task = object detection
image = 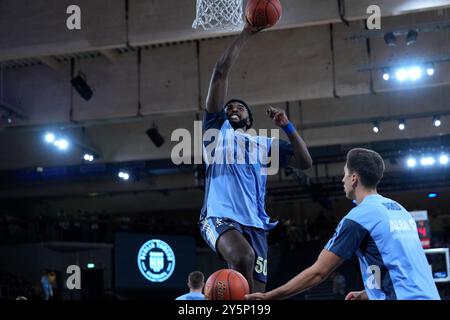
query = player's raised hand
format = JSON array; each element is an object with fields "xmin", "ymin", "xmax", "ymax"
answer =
[
  {"xmin": 266, "ymin": 106, "xmax": 289, "ymax": 127},
  {"xmin": 245, "ymin": 292, "xmax": 267, "ymax": 300}
]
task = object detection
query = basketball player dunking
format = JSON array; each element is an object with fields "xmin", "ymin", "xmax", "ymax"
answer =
[{"xmin": 199, "ymin": 22, "xmax": 313, "ymax": 293}]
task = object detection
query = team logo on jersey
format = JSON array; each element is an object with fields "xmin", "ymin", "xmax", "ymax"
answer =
[{"xmin": 137, "ymin": 239, "xmax": 175, "ymax": 282}]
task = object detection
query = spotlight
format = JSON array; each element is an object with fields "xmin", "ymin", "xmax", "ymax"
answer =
[
  {"xmin": 427, "ymin": 66, "xmax": 435, "ymax": 76},
  {"xmin": 398, "ymin": 119, "xmax": 406, "ymax": 131},
  {"xmin": 44, "ymin": 132, "xmax": 55, "ymax": 144},
  {"xmin": 372, "ymin": 122, "xmax": 380, "ymax": 133},
  {"xmin": 83, "ymin": 153, "xmax": 95, "ymax": 162},
  {"xmin": 118, "ymin": 171, "xmax": 130, "ymax": 181},
  {"xmin": 406, "ymin": 158, "xmax": 416, "ymax": 168},
  {"xmin": 146, "ymin": 125, "xmax": 165, "ymax": 148},
  {"xmin": 408, "ymin": 67, "xmax": 422, "ymax": 81},
  {"xmin": 433, "ymin": 116, "xmax": 441, "ymax": 127},
  {"xmin": 54, "ymin": 139, "xmax": 69, "ymax": 151},
  {"xmin": 420, "ymin": 157, "xmax": 427, "ymax": 166},
  {"xmin": 384, "ymin": 32, "xmax": 397, "ymax": 46},
  {"xmin": 420, "ymin": 156, "xmax": 435, "ymax": 166},
  {"xmin": 395, "ymin": 68, "xmax": 408, "ymax": 82},
  {"xmin": 71, "ymin": 72, "xmax": 93, "ymax": 101},
  {"xmin": 405, "ymin": 30, "xmax": 418, "ymax": 46},
  {"xmin": 382, "ymin": 71, "xmax": 390, "ymax": 81},
  {"xmin": 439, "ymin": 154, "xmax": 449, "ymax": 165}
]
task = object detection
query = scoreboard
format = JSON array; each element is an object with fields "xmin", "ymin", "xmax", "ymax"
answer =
[{"xmin": 409, "ymin": 211, "xmax": 431, "ymax": 249}]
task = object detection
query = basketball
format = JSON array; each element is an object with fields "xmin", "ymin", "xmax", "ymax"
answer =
[
  {"xmin": 204, "ymin": 269, "xmax": 250, "ymax": 300},
  {"xmin": 245, "ymin": 0, "xmax": 282, "ymax": 28}
]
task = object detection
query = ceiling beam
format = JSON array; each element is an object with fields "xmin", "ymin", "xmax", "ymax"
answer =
[
  {"xmin": 37, "ymin": 56, "xmax": 63, "ymax": 71},
  {"xmin": 99, "ymin": 49, "xmax": 120, "ymax": 63}
]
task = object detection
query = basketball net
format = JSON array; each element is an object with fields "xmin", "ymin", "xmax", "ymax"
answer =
[{"xmin": 192, "ymin": 0, "xmax": 244, "ymax": 31}]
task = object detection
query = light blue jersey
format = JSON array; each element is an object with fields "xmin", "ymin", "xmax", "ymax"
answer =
[
  {"xmin": 325, "ymin": 194, "xmax": 440, "ymax": 300},
  {"xmin": 175, "ymin": 292, "xmax": 205, "ymax": 300},
  {"xmin": 200, "ymin": 111, "xmax": 293, "ymax": 231}
]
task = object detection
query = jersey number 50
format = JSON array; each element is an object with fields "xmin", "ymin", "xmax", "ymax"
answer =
[{"xmin": 255, "ymin": 257, "xmax": 268, "ymax": 276}]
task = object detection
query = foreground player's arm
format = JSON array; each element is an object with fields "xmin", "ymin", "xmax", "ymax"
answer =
[
  {"xmin": 206, "ymin": 24, "xmax": 260, "ymax": 113},
  {"xmin": 246, "ymin": 250, "xmax": 344, "ymax": 300},
  {"xmin": 269, "ymin": 108, "xmax": 312, "ymax": 169}
]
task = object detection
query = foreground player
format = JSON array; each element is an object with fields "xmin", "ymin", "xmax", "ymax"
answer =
[
  {"xmin": 199, "ymin": 23, "xmax": 312, "ymax": 293},
  {"xmin": 247, "ymin": 148, "xmax": 440, "ymax": 300}
]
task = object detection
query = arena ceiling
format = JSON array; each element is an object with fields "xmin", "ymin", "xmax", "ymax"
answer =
[{"xmin": 1, "ymin": 0, "xmax": 450, "ymax": 206}]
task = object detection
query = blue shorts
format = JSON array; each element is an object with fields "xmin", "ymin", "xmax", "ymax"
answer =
[{"xmin": 199, "ymin": 217, "xmax": 268, "ymax": 283}]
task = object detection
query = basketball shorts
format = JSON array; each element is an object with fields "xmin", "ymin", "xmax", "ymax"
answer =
[{"xmin": 199, "ymin": 217, "xmax": 269, "ymax": 283}]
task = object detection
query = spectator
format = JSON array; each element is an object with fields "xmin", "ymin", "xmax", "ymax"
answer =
[
  {"xmin": 175, "ymin": 271, "xmax": 205, "ymax": 300},
  {"xmin": 40, "ymin": 270, "xmax": 53, "ymax": 300}
]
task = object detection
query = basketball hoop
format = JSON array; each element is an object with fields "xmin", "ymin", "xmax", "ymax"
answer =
[{"xmin": 192, "ymin": 0, "xmax": 244, "ymax": 31}]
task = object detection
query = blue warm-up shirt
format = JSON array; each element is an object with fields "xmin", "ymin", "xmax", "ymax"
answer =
[
  {"xmin": 200, "ymin": 111, "xmax": 293, "ymax": 230},
  {"xmin": 175, "ymin": 292, "xmax": 205, "ymax": 300},
  {"xmin": 325, "ymin": 194, "xmax": 440, "ymax": 300}
]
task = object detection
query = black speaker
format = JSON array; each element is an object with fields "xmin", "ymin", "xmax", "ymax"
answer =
[
  {"xmin": 146, "ymin": 127, "xmax": 165, "ymax": 148},
  {"xmin": 71, "ymin": 73, "xmax": 93, "ymax": 101}
]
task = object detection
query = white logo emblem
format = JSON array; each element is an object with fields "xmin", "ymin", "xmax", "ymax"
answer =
[{"xmin": 137, "ymin": 239, "xmax": 175, "ymax": 282}]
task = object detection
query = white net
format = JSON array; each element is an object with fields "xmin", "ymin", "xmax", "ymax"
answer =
[{"xmin": 192, "ymin": 0, "xmax": 244, "ymax": 31}]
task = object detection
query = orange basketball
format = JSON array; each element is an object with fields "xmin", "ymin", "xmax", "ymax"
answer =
[
  {"xmin": 204, "ymin": 269, "xmax": 250, "ymax": 300},
  {"xmin": 245, "ymin": 0, "xmax": 282, "ymax": 28}
]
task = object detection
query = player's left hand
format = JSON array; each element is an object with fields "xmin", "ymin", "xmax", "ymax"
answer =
[
  {"xmin": 245, "ymin": 292, "xmax": 268, "ymax": 300},
  {"xmin": 266, "ymin": 106, "xmax": 289, "ymax": 127}
]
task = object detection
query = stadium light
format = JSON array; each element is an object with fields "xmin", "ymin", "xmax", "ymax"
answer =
[
  {"xmin": 118, "ymin": 171, "xmax": 130, "ymax": 181},
  {"xmin": 433, "ymin": 116, "xmax": 441, "ymax": 127},
  {"xmin": 372, "ymin": 122, "xmax": 380, "ymax": 133},
  {"xmin": 406, "ymin": 158, "xmax": 416, "ymax": 168},
  {"xmin": 44, "ymin": 132, "xmax": 55, "ymax": 144}
]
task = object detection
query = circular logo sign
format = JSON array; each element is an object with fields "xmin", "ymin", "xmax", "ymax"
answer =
[{"xmin": 137, "ymin": 239, "xmax": 176, "ymax": 282}]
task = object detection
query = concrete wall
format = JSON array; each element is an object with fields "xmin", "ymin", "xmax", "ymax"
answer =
[{"xmin": 0, "ymin": 0, "xmax": 127, "ymax": 61}]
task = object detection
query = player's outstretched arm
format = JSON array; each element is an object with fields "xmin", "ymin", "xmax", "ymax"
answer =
[
  {"xmin": 267, "ymin": 106, "xmax": 313, "ymax": 170},
  {"xmin": 205, "ymin": 23, "xmax": 260, "ymax": 113},
  {"xmin": 246, "ymin": 250, "xmax": 343, "ymax": 300}
]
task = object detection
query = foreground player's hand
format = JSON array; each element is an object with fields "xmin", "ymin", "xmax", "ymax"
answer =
[
  {"xmin": 266, "ymin": 106, "xmax": 289, "ymax": 127},
  {"xmin": 245, "ymin": 292, "xmax": 268, "ymax": 300},
  {"xmin": 345, "ymin": 291, "xmax": 365, "ymax": 300}
]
